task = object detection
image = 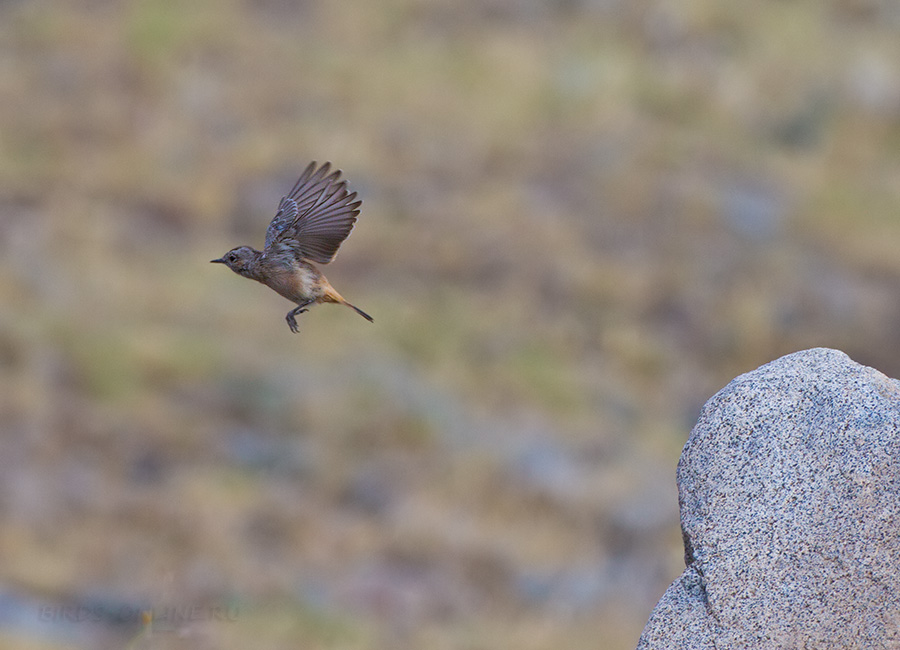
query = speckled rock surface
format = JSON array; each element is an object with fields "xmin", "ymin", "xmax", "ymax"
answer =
[{"xmin": 637, "ymin": 348, "xmax": 900, "ymax": 649}]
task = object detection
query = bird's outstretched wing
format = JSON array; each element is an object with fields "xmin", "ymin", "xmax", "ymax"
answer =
[{"xmin": 264, "ymin": 161, "xmax": 362, "ymax": 264}]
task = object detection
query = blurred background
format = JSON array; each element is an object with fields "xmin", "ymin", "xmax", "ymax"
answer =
[{"xmin": 2, "ymin": 0, "xmax": 900, "ymax": 648}]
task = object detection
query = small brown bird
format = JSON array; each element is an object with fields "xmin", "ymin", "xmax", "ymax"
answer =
[{"xmin": 212, "ymin": 161, "xmax": 373, "ymax": 332}]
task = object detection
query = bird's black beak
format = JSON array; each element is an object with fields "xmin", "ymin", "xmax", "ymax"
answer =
[{"xmin": 210, "ymin": 258, "xmax": 226, "ymax": 264}]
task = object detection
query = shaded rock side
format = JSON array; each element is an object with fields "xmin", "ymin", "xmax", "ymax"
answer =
[{"xmin": 637, "ymin": 348, "xmax": 900, "ymax": 649}]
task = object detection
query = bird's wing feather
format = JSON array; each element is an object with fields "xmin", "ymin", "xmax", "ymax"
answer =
[
  {"xmin": 264, "ymin": 162, "xmax": 361, "ymax": 264},
  {"xmin": 265, "ymin": 161, "xmax": 330, "ymax": 250},
  {"xmin": 264, "ymin": 197, "xmax": 299, "ymax": 250}
]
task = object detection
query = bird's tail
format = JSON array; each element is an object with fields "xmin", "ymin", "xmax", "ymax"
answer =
[
  {"xmin": 322, "ymin": 283, "xmax": 373, "ymax": 323},
  {"xmin": 344, "ymin": 300, "xmax": 374, "ymax": 323}
]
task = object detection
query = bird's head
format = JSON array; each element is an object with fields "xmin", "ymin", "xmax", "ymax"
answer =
[{"xmin": 211, "ymin": 246, "xmax": 258, "ymax": 277}]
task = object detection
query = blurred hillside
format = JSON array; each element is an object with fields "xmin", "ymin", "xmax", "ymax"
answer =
[{"xmin": 2, "ymin": 0, "xmax": 900, "ymax": 648}]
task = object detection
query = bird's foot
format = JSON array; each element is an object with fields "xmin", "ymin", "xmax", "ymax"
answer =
[{"xmin": 285, "ymin": 308, "xmax": 308, "ymax": 333}]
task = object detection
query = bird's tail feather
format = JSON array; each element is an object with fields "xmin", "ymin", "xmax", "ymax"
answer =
[
  {"xmin": 344, "ymin": 301, "xmax": 374, "ymax": 323},
  {"xmin": 322, "ymin": 283, "xmax": 373, "ymax": 322}
]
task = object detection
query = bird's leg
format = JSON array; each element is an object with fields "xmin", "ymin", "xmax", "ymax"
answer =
[{"xmin": 285, "ymin": 300, "xmax": 314, "ymax": 333}]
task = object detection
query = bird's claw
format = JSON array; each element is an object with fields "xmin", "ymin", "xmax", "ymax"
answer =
[{"xmin": 285, "ymin": 308, "xmax": 309, "ymax": 333}]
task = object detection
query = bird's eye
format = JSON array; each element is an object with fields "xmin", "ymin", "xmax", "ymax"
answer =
[{"xmin": 228, "ymin": 254, "xmax": 237, "ymax": 263}]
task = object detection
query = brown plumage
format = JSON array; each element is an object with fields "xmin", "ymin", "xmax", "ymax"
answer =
[{"xmin": 211, "ymin": 162, "xmax": 373, "ymax": 332}]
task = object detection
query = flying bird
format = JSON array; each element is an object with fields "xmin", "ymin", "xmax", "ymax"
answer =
[{"xmin": 211, "ymin": 162, "xmax": 373, "ymax": 332}]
